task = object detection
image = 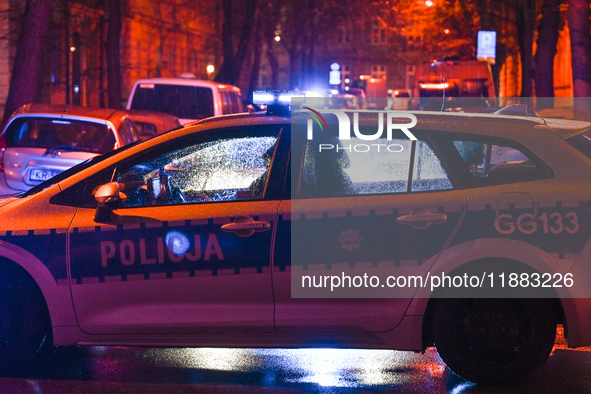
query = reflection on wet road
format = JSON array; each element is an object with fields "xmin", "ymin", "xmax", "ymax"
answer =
[{"xmin": 2, "ymin": 327, "xmax": 591, "ymax": 393}]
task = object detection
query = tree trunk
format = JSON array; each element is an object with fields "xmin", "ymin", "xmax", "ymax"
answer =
[
  {"xmin": 265, "ymin": 33, "xmax": 280, "ymax": 88},
  {"xmin": 515, "ymin": 0, "xmax": 537, "ymax": 101},
  {"xmin": 215, "ymin": 0, "xmax": 258, "ymax": 86},
  {"xmin": 3, "ymin": 0, "xmax": 53, "ymax": 123},
  {"xmin": 249, "ymin": 13, "xmax": 263, "ymax": 92},
  {"xmin": 262, "ymin": 0, "xmax": 281, "ymax": 88},
  {"xmin": 567, "ymin": 0, "xmax": 591, "ymax": 120},
  {"xmin": 106, "ymin": 0, "xmax": 122, "ymax": 109},
  {"xmin": 232, "ymin": 0, "xmax": 258, "ymax": 84},
  {"xmin": 215, "ymin": 0, "xmax": 235, "ymax": 84},
  {"xmin": 534, "ymin": 0, "xmax": 561, "ymax": 110}
]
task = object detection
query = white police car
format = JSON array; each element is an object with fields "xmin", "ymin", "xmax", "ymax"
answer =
[{"xmin": 1, "ymin": 93, "xmax": 591, "ymax": 385}]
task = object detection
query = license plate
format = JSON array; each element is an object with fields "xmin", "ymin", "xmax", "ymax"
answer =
[{"xmin": 29, "ymin": 168, "xmax": 63, "ymax": 182}]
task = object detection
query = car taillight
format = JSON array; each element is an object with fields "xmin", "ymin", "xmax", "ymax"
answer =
[{"xmin": 0, "ymin": 135, "xmax": 5, "ymax": 172}]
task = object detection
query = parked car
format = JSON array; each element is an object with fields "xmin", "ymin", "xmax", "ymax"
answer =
[
  {"xmin": 386, "ymin": 88, "xmax": 413, "ymax": 110},
  {"xmin": 1, "ymin": 94, "xmax": 591, "ymax": 386},
  {"xmin": 126, "ymin": 77, "xmax": 245, "ymax": 124},
  {"xmin": 125, "ymin": 109, "xmax": 181, "ymax": 140},
  {"xmin": 0, "ymin": 104, "xmax": 140, "ymax": 196},
  {"xmin": 341, "ymin": 87, "xmax": 368, "ymax": 108}
]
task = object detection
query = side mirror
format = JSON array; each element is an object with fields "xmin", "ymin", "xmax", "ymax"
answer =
[{"xmin": 93, "ymin": 182, "xmax": 125, "ymax": 222}]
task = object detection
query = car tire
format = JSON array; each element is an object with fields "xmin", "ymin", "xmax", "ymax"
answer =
[
  {"xmin": 0, "ymin": 271, "xmax": 50, "ymax": 374},
  {"xmin": 431, "ymin": 298, "xmax": 556, "ymax": 385}
]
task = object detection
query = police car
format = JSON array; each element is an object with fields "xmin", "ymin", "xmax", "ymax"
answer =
[{"xmin": 1, "ymin": 93, "xmax": 591, "ymax": 385}]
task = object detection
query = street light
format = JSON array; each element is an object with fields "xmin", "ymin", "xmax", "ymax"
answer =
[
  {"xmin": 206, "ymin": 64, "xmax": 215, "ymax": 80},
  {"xmin": 425, "ymin": 0, "xmax": 434, "ymax": 6}
]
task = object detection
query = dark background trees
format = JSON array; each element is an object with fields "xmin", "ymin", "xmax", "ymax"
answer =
[
  {"xmin": 534, "ymin": 0, "xmax": 562, "ymax": 109},
  {"xmin": 214, "ymin": 0, "xmax": 259, "ymax": 86},
  {"xmin": 106, "ymin": 0, "xmax": 122, "ymax": 109},
  {"xmin": 2, "ymin": 0, "xmax": 591, "ymax": 122},
  {"xmin": 2, "ymin": 0, "xmax": 53, "ymax": 123},
  {"xmin": 567, "ymin": 0, "xmax": 591, "ymax": 119}
]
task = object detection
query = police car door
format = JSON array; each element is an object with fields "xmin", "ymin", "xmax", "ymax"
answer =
[
  {"xmin": 273, "ymin": 120, "xmax": 467, "ymax": 333},
  {"xmin": 68, "ymin": 125, "xmax": 284, "ymax": 335}
]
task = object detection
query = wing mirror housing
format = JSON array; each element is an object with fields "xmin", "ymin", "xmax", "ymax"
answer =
[{"xmin": 93, "ymin": 182, "xmax": 126, "ymax": 222}]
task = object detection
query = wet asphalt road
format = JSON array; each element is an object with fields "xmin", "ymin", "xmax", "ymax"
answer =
[{"xmin": 2, "ymin": 327, "xmax": 591, "ymax": 393}]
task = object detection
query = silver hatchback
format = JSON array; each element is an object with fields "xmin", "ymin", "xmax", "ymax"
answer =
[{"xmin": 0, "ymin": 104, "xmax": 140, "ymax": 195}]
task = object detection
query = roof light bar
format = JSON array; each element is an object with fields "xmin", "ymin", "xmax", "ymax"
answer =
[
  {"xmin": 253, "ymin": 90, "xmax": 307, "ymax": 106},
  {"xmin": 253, "ymin": 90, "xmax": 321, "ymax": 115}
]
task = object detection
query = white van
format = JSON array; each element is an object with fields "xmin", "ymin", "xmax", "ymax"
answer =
[{"xmin": 126, "ymin": 78, "xmax": 245, "ymax": 124}]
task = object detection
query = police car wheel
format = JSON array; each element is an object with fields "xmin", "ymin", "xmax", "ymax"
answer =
[
  {"xmin": 432, "ymin": 298, "xmax": 556, "ymax": 385},
  {"xmin": 0, "ymin": 276, "xmax": 50, "ymax": 373}
]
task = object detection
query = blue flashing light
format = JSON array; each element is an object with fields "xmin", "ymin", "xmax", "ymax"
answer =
[
  {"xmin": 253, "ymin": 90, "xmax": 318, "ymax": 116},
  {"xmin": 165, "ymin": 231, "xmax": 191, "ymax": 256},
  {"xmin": 253, "ymin": 90, "xmax": 307, "ymax": 106},
  {"xmin": 252, "ymin": 91, "xmax": 275, "ymax": 105}
]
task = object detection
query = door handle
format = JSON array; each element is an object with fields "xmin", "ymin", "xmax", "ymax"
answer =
[
  {"xmin": 397, "ymin": 208, "xmax": 447, "ymax": 229},
  {"xmin": 221, "ymin": 216, "xmax": 270, "ymax": 237}
]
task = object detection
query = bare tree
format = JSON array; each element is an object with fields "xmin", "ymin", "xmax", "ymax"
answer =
[
  {"xmin": 515, "ymin": 0, "xmax": 538, "ymax": 99},
  {"xmin": 215, "ymin": 0, "xmax": 259, "ymax": 85},
  {"xmin": 260, "ymin": 0, "xmax": 281, "ymax": 89},
  {"xmin": 3, "ymin": 0, "xmax": 53, "ymax": 122},
  {"xmin": 280, "ymin": 0, "xmax": 346, "ymax": 89},
  {"xmin": 534, "ymin": 0, "xmax": 561, "ymax": 109},
  {"xmin": 106, "ymin": 0, "xmax": 122, "ymax": 109},
  {"xmin": 248, "ymin": 14, "xmax": 263, "ymax": 92},
  {"xmin": 567, "ymin": 0, "xmax": 591, "ymax": 119}
]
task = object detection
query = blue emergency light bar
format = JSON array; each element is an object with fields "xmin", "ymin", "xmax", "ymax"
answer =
[
  {"xmin": 253, "ymin": 90, "xmax": 305, "ymax": 105},
  {"xmin": 252, "ymin": 90, "xmax": 321, "ymax": 115}
]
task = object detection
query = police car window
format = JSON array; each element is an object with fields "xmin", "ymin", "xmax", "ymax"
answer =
[
  {"xmin": 300, "ymin": 132, "xmax": 451, "ymax": 197},
  {"xmin": 566, "ymin": 130, "xmax": 591, "ymax": 159},
  {"xmin": 453, "ymin": 140, "xmax": 544, "ymax": 184},
  {"xmin": 116, "ymin": 136, "xmax": 278, "ymax": 207},
  {"xmin": 411, "ymin": 141, "xmax": 453, "ymax": 192}
]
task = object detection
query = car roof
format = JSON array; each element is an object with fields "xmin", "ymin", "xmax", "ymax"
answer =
[
  {"xmin": 184, "ymin": 112, "xmax": 289, "ymax": 129},
  {"xmin": 46, "ymin": 108, "xmax": 590, "ymax": 197},
  {"xmin": 124, "ymin": 109, "xmax": 180, "ymax": 124},
  {"xmin": 542, "ymin": 117, "xmax": 591, "ymax": 139},
  {"xmin": 184, "ymin": 109, "xmax": 591, "ymax": 140},
  {"xmin": 10, "ymin": 104, "xmax": 127, "ymax": 123},
  {"xmin": 131, "ymin": 78, "xmax": 241, "ymax": 92}
]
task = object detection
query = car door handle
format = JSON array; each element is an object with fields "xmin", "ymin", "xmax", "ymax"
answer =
[
  {"xmin": 221, "ymin": 216, "xmax": 271, "ymax": 237},
  {"xmin": 397, "ymin": 208, "xmax": 447, "ymax": 229}
]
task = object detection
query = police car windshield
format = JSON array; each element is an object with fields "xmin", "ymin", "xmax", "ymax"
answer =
[{"xmin": 17, "ymin": 140, "xmax": 142, "ymax": 198}]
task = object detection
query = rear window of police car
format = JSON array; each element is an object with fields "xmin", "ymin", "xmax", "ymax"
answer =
[
  {"xmin": 566, "ymin": 130, "xmax": 591, "ymax": 159},
  {"xmin": 298, "ymin": 130, "xmax": 552, "ymax": 198}
]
